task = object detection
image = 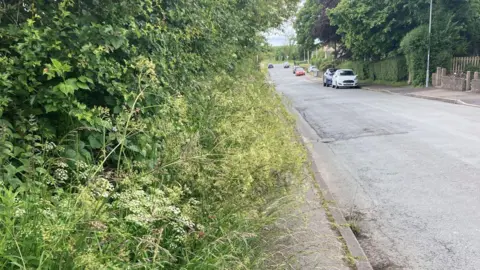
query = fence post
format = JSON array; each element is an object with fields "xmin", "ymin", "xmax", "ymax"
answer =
[
  {"xmin": 466, "ymin": 71, "xmax": 472, "ymax": 91},
  {"xmin": 436, "ymin": 67, "xmax": 442, "ymax": 86},
  {"xmin": 475, "ymin": 72, "xmax": 479, "ymax": 80}
]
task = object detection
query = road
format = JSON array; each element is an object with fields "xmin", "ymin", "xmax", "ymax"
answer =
[{"xmin": 270, "ymin": 65, "xmax": 480, "ymax": 270}]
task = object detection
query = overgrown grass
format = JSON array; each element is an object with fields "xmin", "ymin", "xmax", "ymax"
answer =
[{"xmin": 0, "ymin": 60, "xmax": 306, "ymax": 269}]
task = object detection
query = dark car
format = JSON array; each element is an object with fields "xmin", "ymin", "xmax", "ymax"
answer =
[
  {"xmin": 268, "ymin": 63, "xmax": 274, "ymax": 69},
  {"xmin": 323, "ymin": 68, "xmax": 337, "ymax": 87},
  {"xmin": 293, "ymin": 66, "xmax": 299, "ymax": 74}
]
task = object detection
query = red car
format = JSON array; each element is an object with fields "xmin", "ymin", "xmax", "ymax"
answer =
[{"xmin": 295, "ymin": 67, "xmax": 306, "ymax": 76}]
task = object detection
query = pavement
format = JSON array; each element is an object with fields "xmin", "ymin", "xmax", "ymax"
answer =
[
  {"xmin": 270, "ymin": 64, "xmax": 480, "ymax": 270},
  {"xmin": 266, "ymin": 170, "xmax": 352, "ymax": 270},
  {"xmin": 362, "ymin": 84, "xmax": 480, "ymax": 107}
]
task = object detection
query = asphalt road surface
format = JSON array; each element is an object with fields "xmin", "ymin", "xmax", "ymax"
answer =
[{"xmin": 270, "ymin": 64, "xmax": 480, "ymax": 270}]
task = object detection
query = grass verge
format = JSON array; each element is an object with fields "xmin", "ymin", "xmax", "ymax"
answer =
[{"xmin": 0, "ymin": 60, "xmax": 307, "ymax": 269}]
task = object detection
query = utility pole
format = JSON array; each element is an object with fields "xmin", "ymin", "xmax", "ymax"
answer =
[
  {"xmin": 304, "ymin": 50, "xmax": 305, "ymax": 61},
  {"xmin": 426, "ymin": 0, "xmax": 433, "ymax": 87}
]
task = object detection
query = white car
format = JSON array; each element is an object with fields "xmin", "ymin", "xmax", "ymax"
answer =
[
  {"xmin": 332, "ymin": 69, "xmax": 359, "ymax": 88},
  {"xmin": 308, "ymin": 65, "xmax": 318, "ymax": 72}
]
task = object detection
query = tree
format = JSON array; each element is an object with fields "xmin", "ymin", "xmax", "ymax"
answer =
[
  {"xmin": 328, "ymin": 0, "xmax": 430, "ymax": 60},
  {"xmin": 294, "ymin": 0, "xmax": 321, "ymax": 54},
  {"xmin": 312, "ymin": 0, "xmax": 341, "ymax": 52}
]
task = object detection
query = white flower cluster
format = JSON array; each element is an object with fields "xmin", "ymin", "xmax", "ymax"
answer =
[
  {"xmin": 54, "ymin": 168, "xmax": 69, "ymax": 182},
  {"xmin": 88, "ymin": 178, "xmax": 114, "ymax": 198},
  {"xmin": 14, "ymin": 208, "xmax": 26, "ymax": 218},
  {"xmin": 42, "ymin": 207, "xmax": 57, "ymax": 220},
  {"xmin": 115, "ymin": 187, "xmax": 199, "ymax": 247},
  {"xmin": 76, "ymin": 161, "xmax": 88, "ymax": 171},
  {"xmin": 57, "ymin": 162, "xmax": 68, "ymax": 168},
  {"xmin": 44, "ymin": 141, "xmax": 56, "ymax": 151}
]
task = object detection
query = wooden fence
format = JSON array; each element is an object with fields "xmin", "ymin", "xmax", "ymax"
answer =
[{"xmin": 452, "ymin": 56, "xmax": 480, "ymax": 74}]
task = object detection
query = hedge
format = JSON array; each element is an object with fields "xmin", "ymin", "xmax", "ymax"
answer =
[
  {"xmin": 0, "ymin": 0, "xmax": 304, "ymax": 269},
  {"xmin": 338, "ymin": 56, "xmax": 408, "ymax": 82},
  {"xmin": 338, "ymin": 60, "xmax": 369, "ymax": 79}
]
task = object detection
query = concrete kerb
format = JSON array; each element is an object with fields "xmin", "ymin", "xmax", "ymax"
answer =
[
  {"xmin": 404, "ymin": 93, "xmax": 459, "ymax": 104},
  {"xmin": 360, "ymin": 86, "xmax": 394, "ymax": 94},
  {"xmin": 404, "ymin": 93, "xmax": 480, "ymax": 108},
  {"xmin": 363, "ymin": 86, "xmax": 480, "ymax": 108},
  {"xmin": 286, "ymin": 100, "xmax": 373, "ymax": 270}
]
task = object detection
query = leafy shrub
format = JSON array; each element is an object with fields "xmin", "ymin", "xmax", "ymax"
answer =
[
  {"xmin": 339, "ymin": 57, "xmax": 407, "ymax": 82},
  {"xmin": 401, "ymin": 10, "xmax": 466, "ymax": 85},
  {"xmin": 338, "ymin": 61, "xmax": 369, "ymax": 79},
  {"xmin": 401, "ymin": 25, "xmax": 429, "ymax": 85},
  {"xmin": 312, "ymin": 56, "xmax": 337, "ymax": 72},
  {"xmin": 0, "ymin": 0, "xmax": 304, "ymax": 268},
  {"xmin": 371, "ymin": 57, "xmax": 408, "ymax": 81}
]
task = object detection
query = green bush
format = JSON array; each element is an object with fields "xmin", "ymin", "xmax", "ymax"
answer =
[
  {"xmin": 338, "ymin": 61, "xmax": 369, "ymax": 79},
  {"xmin": 372, "ymin": 57, "xmax": 408, "ymax": 81},
  {"xmin": 401, "ymin": 25, "xmax": 429, "ymax": 85},
  {"xmin": 401, "ymin": 11, "xmax": 466, "ymax": 85},
  {"xmin": 338, "ymin": 57, "xmax": 407, "ymax": 82},
  {"xmin": 0, "ymin": 0, "xmax": 304, "ymax": 268}
]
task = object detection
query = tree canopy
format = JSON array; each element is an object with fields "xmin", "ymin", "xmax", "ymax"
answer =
[{"xmin": 295, "ymin": 0, "xmax": 480, "ymax": 84}]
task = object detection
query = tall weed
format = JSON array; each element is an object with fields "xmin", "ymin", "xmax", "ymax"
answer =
[{"xmin": 0, "ymin": 61, "xmax": 306, "ymax": 269}]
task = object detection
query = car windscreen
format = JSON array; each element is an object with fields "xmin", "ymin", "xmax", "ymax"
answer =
[
  {"xmin": 340, "ymin": 70, "xmax": 354, "ymax": 76},
  {"xmin": 297, "ymin": 68, "xmax": 304, "ymax": 71}
]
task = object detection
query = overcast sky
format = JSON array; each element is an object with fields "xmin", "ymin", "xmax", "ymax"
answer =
[
  {"xmin": 266, "ymin": 0, "xmax": 304, "ymax": 46},
  {"xmin": 266, "ymin": 19, "xmax": 295, "ymax": 46}
]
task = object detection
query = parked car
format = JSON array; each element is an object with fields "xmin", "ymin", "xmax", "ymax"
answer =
[
  {"xmin": 323, "ymin": 68, "xmax": 337, "ymax": 87},
  {"xmin": 268, "ymin": 63, "xmax": 274, "ymax": 69},
  {"xmin": 284, "ymin": 62, "xmax": 290, "ymax": 68},
  {"xmin": 332, "ymin": 69, "xmax": 359, "ymax": 88},
  {"xmin": 308, "ymin": 65, "xmax": 318, "ymax": 72},
  {"xmin": 295, "ymin": 67, "xmax": 306, "ymax": 76}
]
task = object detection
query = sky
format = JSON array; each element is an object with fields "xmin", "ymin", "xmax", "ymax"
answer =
[
  {"xmin": 266, "ymin": 0, "xmax": 304, "ymax": 46},
  {"xmin": 266, "ymin": 19, "xmax": 295, "ymax": 46}
]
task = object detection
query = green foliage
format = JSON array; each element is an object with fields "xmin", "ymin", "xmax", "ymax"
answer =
[
  {"xmin": 272, "ymin": 45, "xmax": 299, "ymax": 62},
  {"xmin": 338, "ymin": 61, "xmax": 369, "ymax": 80},
  {"xmin": 401, "ymin": 26, "xmax": 429, "ymax": 85},
  {"xmin": 401, "ymin": 8, "xmax": 464, "ymax": 85},
  {"xmin": 294, "ymin": 0, "xmax": 341, "ymax": 58},
  {"xmin": 312, "ymin": 57, "xmax": 337, "ymax": 72},
  {"xmin": 339, "ymin": 57, "xmax": 407, "ymax": 82},
  {"xmin": 294, "ymin": 0, "xmax": 322, "ymax": 53},
  {"xmin": 329, "ymin": 0, "xmax": 427, "ymax": 59},
  {"xmin": 370, "ymin": 57, "xmax": 408, "ymax": 82},
  {"xmin": 327, "ymin": 0, "xmax": 480, "ymax": 83},
  {"xmin": 0, "ymin": 0, "xmax": 305, "ymax": 268}
]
